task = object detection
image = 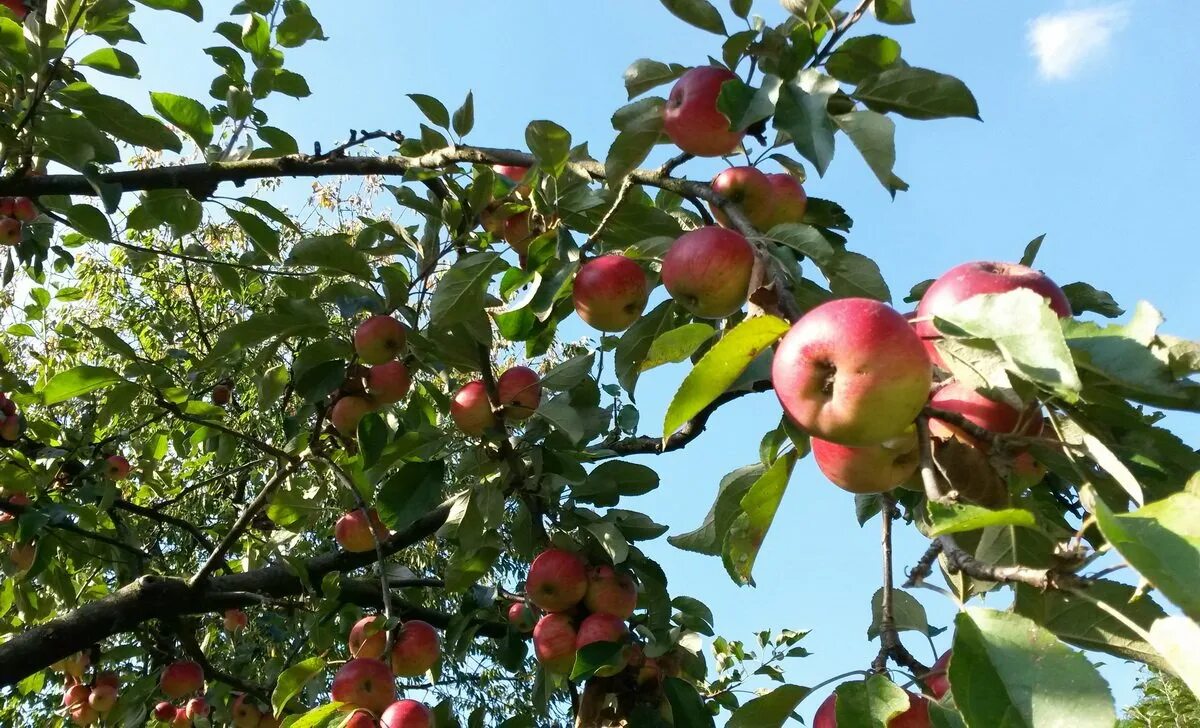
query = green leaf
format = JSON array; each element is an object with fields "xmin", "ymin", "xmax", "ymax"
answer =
[
  {"xmin": 86, "ymin": 326, "xmax": 140, "ymax": 360},
  {"xmin": 228, "ymin": 208, "xmax": 281, "ymax": 259},
  {"xmin": 66, "ymin": 204, "xmax": 112, "ymax": 240},
  {"xmin": 643, "ymin": 323, "xmax": 715, "ymax": 371},
  {"xmin": 377, "ymin": 462, "xmax": 446, "ymax": 531},
  {"xmin": 534, "ymin": 395, "xmax": 585, "ymax": 444},
  {"xmin": 866, "ymin": 587, "xmax": 929, "ymax": 640},
  {"xmin": 834, "ymin": 110, "xmax": 908, "ymax": 195},
  {"xmin": 1147, "ymin": 616, "xmax": 1200, "ymax": 697},
  {"xmin": 853, "ymin": 67, "xmax": 981, "ymax": 121},
  {"xmin": 573, "ymin": 462, "xmax": 660, "ymax": 506},
  {"xmin": 79, "ymin": 48, "xmax": 141, "ymax": 78},
  {"xmin": 615, "ymin": 300, "xmax": 676, "ymax": 399},
  {"xmin": 826, "ymin": 35, "xmax": 902, "ymax": 85},
  {"xmin": 1020, "ymin": 234, "xmax": 1044, "ymax": 267},
  {"xmin": 525, "ymin": 120, "xmax": 571, "ymax": 177},
  {"xmin": 624, "ymin": 59, "xmax": 688, "ymax": 99},
  {"xmin": 276, "ymin": 6, "xmax": 324, "ymax": 47},
  {"xmin": 606, "ymin": 98, "xmax": 665, "ymax": 183},
  {"xmin": 452, "ymin": 91, "xmax": 475, "ymax": 137},
  {"xmin": 133, "ymin": 0, "xmax": 203, "ymax": 21},
  {"xmin": 723, "ymin": 450, "xmax": 797, "ymax": 585},
  {"xmin": 39, "ymin": 366, "xmax": 124, "ymax": 405},
  {"xmin": 430, "ymin": 252, "xmax": 506, "ymax": 328},
  {"xmin": 872, "ymin": 0, "xmax": 914, "ymax": 25},
  {"xmin": 286, "ymin": 702, "xmax": 344, "ymax": 728},
  {"xmin": 658, "ymin": 0, "xmax": 727, "ymax": 35},
  {"xmin": 407, "ymin": 93, "xmax": 450, "ymax": 128},
  {"xmin": 774, "ymin": 72, "xmax": 838, "ymax": 176},
  {"xmin": 670, "ymin": 464, "xmax": 766, "ymax": 555},
  {"xmin": 1061, "ymin": 281, "xmax": 1123, "ymax": 318},
  {"xmin": 570, "ymin": 641, "xmax": 626, "ymax": 681},
  {"xmin": 728, "ymin": 684, "xmax": 811, "ymax": 728},
  {"xmin": 271, "ymin": 656, "xmax": 324, "ymax": 718},
  {"xmin": 287, "ymin": 235, "xmax": 372, "ymax": 279},
  {"xmin": 56, "ymin": 82, "xmax": 181, "ymax": 152},
  {"xmin": 951, "ymin": 608, "xmax": 1116, "ymax": 727},
  {"xmin": 834, "ymin": 675, "xmax": 910, "ymax": 727},
  {"xmin": 926, "ymin": 501, "xmax": 1037, "ymax": 536},
  {"xmin": 150, "ymin": 92, "xmax": 213, "ymax": 148},
  {"xmin": 663, "ymin": 315, "xmax": 789, "ymax": 440},
  {"xmin": 585, "ymin": 522, "xmax": 629, "ymax": 565},
  {"xmin": 539, "ymin": 352, "xmax": 595, "ymax": 392},
  {"xmin": 663, "ymin": 677, "xmax": 716, "ymax": 728}
]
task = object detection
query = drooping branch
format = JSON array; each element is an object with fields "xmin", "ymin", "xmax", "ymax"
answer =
[
  {"xmin": 602, "ymin": 380, "xmax": 774, "ymax": 457},
  {"xmin": 937, "ymin": 534, "xmax": 1087, "ymax": 591}
]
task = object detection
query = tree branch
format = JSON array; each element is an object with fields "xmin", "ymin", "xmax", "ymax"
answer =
[
  {"xmin": 601, "ymin": 381, "xmax": 773, "ymax": 456},
  {"xmin": 938, "ymin": 534, "xmax": 1087, "ymax": 591}
]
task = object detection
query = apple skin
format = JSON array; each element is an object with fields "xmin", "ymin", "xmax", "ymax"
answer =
[
  {"xmin": 223, "ymin": 608, "xmax": 249, "ymax": 632},
  {"xmin": 345, "ymin": 710, "xmax": 379, "ymax": 728},
  {"xmin": 0, "ymin": 1, "xmax": 27, "ymax": 20},
  {"xmin": 367, "ymin": 361, "xmax": 412, "ymax": 405},
  {"xmin": 184, "ymin": 697, "xmax": 210, "ymax": 719},
  {"xmin": 8, "ymin": 541, "xmax": 34, "ymax": 571},
  {"xmin": 507, "ymin": 602, "xmax": 537, "ymax": 633},
  {"xmin": 389, "ymin": 620, "xmax": 440, "ymax": 677},
  {"xmin": 88, "ymin": 684, "xmax": 117, "ymax": 713},
  {"xmin": 575, "ymin": 613, "xmax": 630, "ymax": 677},
  {"xmin": 63, "ymin": 683, "xmax": 91, "ymax": 709},
  {"xmin": 153, "ymin": 702, "xmax": 176, "ymax": 721},
  {"xmin": 661, "ymin": 227, "xmax": 755, "ymax": 319},
  {"xmin": 710, "ymin": 166, "xmax": 774, "ymax": 230},
  {"xmin": 572, "ymin": 255, "xmax": 649, "ymax": 332},
  {"xmin": 814, "ymin": 691, "xmax": 931, "ymax": 727},
  {"xmin": 772, "ymin": 298, "xmax": 932, "ymax": 446},
  {"xmin": 69, "ymin": 704, "xmax": 100, "ymax": 727},
  {"xmin": 380, "ymin": 699, "xmax": 433, "ymax": 728},
  {"xmin": 915, "ymin": 261, "xmax": 1071, "ymax": 367},
  {"xmin": 526, "ymin": 548, "xmax": 589, "ymax": 612},
  {"xmin": 212, "ymin": 384, "xmax": 232, "ymax": 406},
  {"xmin": 533, "ymin": 613, "xmax": 578, "ymax": 674},
  {"xmin": 10, "ymin": 197, "xmax": 35, "ymax": 222},
  {"xmin": 502, "ymin": 211, "xmax": 534, "ymax": 255},
  {"xmin": 811, "ymin": 429, "xmax": 920, "ymax": 494},
  {"xmin": 493, "ymin": 165, "xmax": 529, "ymax": 185},
  {"xmin": 0, "ymin": 217, "xmax": 20, "ymax": 246},
  {"xmin": 927, "ymin": 650, "xmax": 951, "ymax": 700},
  {"xmin": 170, "ymin": 709, "xmax": 191, "ymax": 728},
  {"xmin": 95, "ymin": 671, "xmax": 119, "ymax": 690},
  {"xmin": 450, "ymin": 380, "xmax": 497, "ymax": 436},
  {"xmin": 349, "ymin": 615, "xmax": 388, "ymax": 659},
  {"xmin": 354, "ymin": 315, "xmax": 408, "ymax": 365},
  {"xmin": 584, "ymin": 565, "xmax": 638, "ymax": 619},
  {"xmin": 258, "ymin": 716, "xmax": 282, "ymax": 728},
  {"xmin": 231, "ymin": 694, "xmax": 263, "ymax": 728},
  {"xmin": 927, "ymin": 382, "xmax": 1034, "ymax": 441},
  {"xmin": 335, "ymin": 508, "xmax": 391, "ymax": 553},
  {"xmin": 760, "ymin": 173, "xmax": 808, "ymax": 229},
  {"xmin": 497, "ymin": 366, "xmax": 541, "ymax": 420},
  {"xmin": 331, "ymin": 658, "xmax": 396, "ymax": 717},
  {"xmin": 331, "ymin": 395, "xmax": 376, "ymax": 438},
  {"xmin": 663, "ymin": 66, "xmax": 744, "ymax": 157},
  {"xmin": 160, "ymin": 660, "xmax": 204, "ymax": 699},
  {"xmin": 105, "ymin": 455, "xmax": 131, "ymax": 480}
]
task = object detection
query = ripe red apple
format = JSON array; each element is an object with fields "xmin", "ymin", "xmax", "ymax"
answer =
[
  {"xmin": 572, "ymin": 255, "xmax": 649, "ymax": 332},
  {"xmin": 0, "ymin": 414, "xmax": 20, "ymax": 442},
  {"xmin": 663, "ymin": 66, "xmax": 744, "ymax": 157},
  {"xmin": 0, "ymin": 1, "xmax": 28, "ymax": 21},
  {"xmin": 354, "ymin": 315, "xmax": 408, "ymax": 365},
  {"xmin": 710, "ymin": 166, "xmax": 775, "ymax": 230},
  {"xmin": 526, "ymin": 548, "xmax": 588, "ymax": 612},
  {"xmin": 389, "ymin": 620, "xmax": 440, "ymax": 677},
  {"xmin": 185, "ymin": 697, "xmax": 210, "ymax": 719},
  {"xmin": 11, "ymin": 197, "xmax": 35, "ymax": 222},
  {"xmin": 88, "ymin": 684, "xmax": 118, "ymax": 713},
  {"xmin": 380, "ymin": 699, "xmax": 433, "ymax": 728},
  {"xmin": 927, "ymin": 650, "xmax": 951, "ymax": 700},
  {"xmin": 69, "ymin": 703, "xmax": 100, "ymax": 727},
  {"xmin": 811, "ymin": 429, "xmax": 920, "ymax": 494},
  {"xmin": 494, "ymin": 165, "xmax": 529, "ymax": 184},
  {"xmin": 331, "ymin": 395, "xmax": 376, "ymax": 438},
  {"xmin": 0, "ymin": 217, "xmax": 21, "ymax": 246},
  {"xmin": 814, "ymin": 690, "xmax": 931, "ymax": 727},
  {"xmin": 772, "ymin": 298, "xmax": 932, "ymax": 446},
  {"xmin": 0, "ymin": 491, "xmax": 30, "ymax": 523},
  {"xmin": 95, "ymin": 671, "xmax": 119, "ymax": 690},
  {"xmin": 170, "ymin": 708, "xmax": 191, "ymax": 728},
  {"xmin": 915, "ymin": 261, "xmax": 1071, "ymax": 367},
  {"xmin": 502, "ymin": 210, "xmax": 534, "ymax": 255},
  {"xmin": 160, "ymin": 660, "xmax": 204, "ymax": 699},
  {"xmin": 533, "ymin": 613, "xmax": 578, "ymax": 674},
  {"xmin": 153, "ymin": 701, "xmax": 176, "ymax": 721},
  {"xmin": 105, "ymin": 455, "xmax": 131, "ymax": 480},
  {"xmin": 449, "ymin": 380, "xmax": 497, "ymax": 437},
  {"xmin": 212, "ymin": 384, "xmax": 232, "ymax": 406},
  {"xmin": 335, "ymin": 508, "xmax": 391, "ymax": 553},
  {"xmin": 231, "ymin": 694, "xmax": 263, "ymax": 728},
  {"xmin": 223, "ymin": 608, "xmax": 249, "ymax": 632},
  {"xmin": 507, "ymin": 602, "xmax": 536, "ymax": 632},
  {"xmin": 9, "ymin": 541, "xmax": 34, "ymax": 571},
  {"xmin": 344, "ymin": 710, "xmax": 378, "ymax": 728},
  {"xmin": 760, "ymin": 173, "xmax": 808, "ymax": 229},
  {"xmin": 349, "ymin": 614, "xmax": 388, "ymax": 660},
  {"xmin": 63, "ymin": 683, "xmax": 91, "ymax": 709},
  {"xmin": 576, "ymin": 613, "xmax": 630, "ymax": 677},
  {"xmin": 813, "ymin": 693, "xmax": 837, "ymax": 728},
  {"xmin": 927, "ymin": 382, "xmax": 1035, "ymax": 441},
  {"xmin": 367, "ymin": 361, "xmax": 412, "ymax": 404},
  {"xmin": 661, "ymin": 227, "xmax": 755, "ymax": 319},
  {"xmin": 331, "ymin": 658, "xmax": 396, "ymax": 716},
  {"xmin": 584, "ymin": 565, "xmax": 637, "ymax": 619},
  {"xmin": 497, "ymin": 366, "xmax": 541, "ymax": 420}
]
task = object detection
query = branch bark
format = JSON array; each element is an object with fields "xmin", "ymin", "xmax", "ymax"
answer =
[{"xmin": 602, "ymin": 380, "xmax": 774, "ymax": 457}]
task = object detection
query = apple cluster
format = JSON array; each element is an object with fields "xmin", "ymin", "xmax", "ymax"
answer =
[
  {"xmin": 450, "ymin": 365, "xmax": 542, "ymax": 437},
  {"xmin": 0, "ymin": 391, "xmax": 22, "ymax": 442},
  {"xmin": 480, "ymin": 164, "xmax": 550, "ymax": 266},
  {"xmin": 330, "ymin": 315, "xmax": 413, "ymax": 438},
  {"xmin": 327, "ymin": 615, "xmax": 442, "ymax": 726},
  {"xmin": 52, "ymin": 654, "xmax": 122, "ymax": 727},
  {"xmin": 816, "ymin": 652, "xmax": 951, "ymax": 727},
  {"xmin": 0, "ymin": 196, "xmax": 35, "ymax": 247}
]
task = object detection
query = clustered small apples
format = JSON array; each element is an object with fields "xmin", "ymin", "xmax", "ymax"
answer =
[
  {"xmin": 58, "ymin": 668, "xmax": 121, "ymax": 726},
  {"xmin": 0, "ymin": 392, "xmax": 23, "ymax": 441},
  {"xmin": 149, "ymin": 661, "xmax": 278, "ymax": 727},
  {"xmin": 330, "ymin": 315, "xmax": 413, "ymax": 439},
  {"xmin": 0, "ymin": 196, "xmax": 35, "ymax": 247},
  {"xmin": 710, "ymin": 166, "xmax": 808, "ymax": 231},
  {"xmin": 331, "ymin": 612, "xmax": 440, "ymax": 725},
  {"xmin": 450, "ymin": 364, "xmax": 544, "ymax": 437}
]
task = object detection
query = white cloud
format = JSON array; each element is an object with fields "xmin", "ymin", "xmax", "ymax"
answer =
[{"xmin": 1027, "ymin": 3, "xmax": 1130, "ymax": 81}]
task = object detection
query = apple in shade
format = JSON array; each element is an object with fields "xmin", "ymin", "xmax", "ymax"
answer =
[
  {"xmin": 258, "ymin": 716, "xmax": 281, "ymax": 728},
  {"xmin": 105, "ymin": 455, "xmax": 131, "ymax": 480},
  {"xmin": 331, "ymin": 395, "xmax": 376, "ymax": 438},
  {"xmin": 0, "ymin": 491, "xmax": 30, "ymax": 523},
  {"xmin": 63, "ymin": 684, "xmax": 91, "ymax": 709},
  {"xmin": 354, "ymin": 315, "xmax": 408, "ymax": 365},
  {"xmin": 576, "ymin": 613, "xmax": 630, "ymax": 676},
  {"xmin": 497, "ymin": 365, "xmax": 541, "ymax": 419},
  {"xmin": 10, "ymin": 197, "xmax": 35, "ymax": 222},
  {"xmin": 0, "ymin": 217, "xmax": 20, "ymax": 246},
  {"xmin": 584, "ymin": 565, "xmax": 638, "ymax": 619},
  {"xmin": 331, "ymin": 658, "xmax": 396, "ymax": 716},
  {"xmin": 160, "ymin": 660, "xmax": 204, "ymax": 699},
  {"xmin": 231, "ymin": 693, "xmax": 262, "ymax": 728},
  {"xmin": 224, "ymin": 608, "xmax": 249, "ymax": 632},
  {"xmin": 760, "ymin": 173, "xmax": 808, "ymax": 229},
  {"xmin": 212, "ymin": 383, "xmax": 232, "ymax": 406},
  {"xmin": 507, "ymin": 602, "xmax": 537, "ymax": 633},
  {"xmin": 449, "ymin": 380, "xmax": 497, "ymax": 436},
  {"xmin": 813, "ymin": 690, "xmax": 931, "ymax": 728},
  {"xmin": 349, "ymin": 614, "xmax": 388, "ymax": 659},
  {"xmin": 927, "ymin": 381, "xmax": 1037, "ymax": 441},
  {"xmin": 526, "ymin": 548, "xmax": 589, "ymax": 612},
  {"xmin": 170, "ymin": 709, "xmax": 191, "ymax": 728},
  {"xmin": 153, "ymin": 702, "xmax": 176, "ymax": 721},
  {"xmin": 95, "ymin": 671, "xmax": 119, "ymax": 691},
  {"xmin": 381, "ymin": 699, "xmax": 434, "ymax": 728},
  {"xmin": 8, "ymin": 541, "xmax": 34, "ymax": 571},
  {"xmin": 389, "ymin": 620, "xmax": 440, "ymax": 677},
  {"xmin": 915, "ymin": 261, "xmax": 1072, "ymax": 367},
  {"xmin": 927, "ymin": 650, "xmax": 951, "ymax": 700},
  {"xmin": 88, "ymin": 684, "xmax": 118, "ymax": 713},
  {"xmin": 493, "ymin": 165, "xmax": 529, "ymax": 186},
  {"xmin": 772, "ymin": 298, "xmax": 932, "ymax": 446},
  {"xmin": 367, "ymin": 360, "xmax": 412, "ymax": 404},
  {"xmin": 710, "ymin": 166, "xmax": 774, "ymax": 229},
  {"xmin": 811, "ymin": 429, "xmax": 920, "ymax": 495},
  {"xmin": 345, "ymin": 711, "xmax": 378, "ymax": 728},
  {"xmin": 69, "ymin": 705, "xmax": 99, "ymax": 726},
  {"xmin": 661, "ymin": 227, "xmax": 755, "ymax": 319},
  {"xmin": 185, "ymin": 697, "xmax": 211, "ymax": 719},
  {"xmin": 335, "ymin": 508, "xmax": 391, "ymax": 553},
  {"xmin": 533, "ymin": 613, "xmax": 578, "ymax": 674},
  {"xmin": 502, "ymin": 211, "xmax": 534, "ymax": 255},
  {"xmin": 663, "ymin": 66, "xmax": 744, "ymax": 157},
  {"xmin": 572, "ymin": 255, "xmax": 649, "ymax": 332},
  {"xmin": 0, "ymin": 3, "xmax": 27, "ymax": 21}
]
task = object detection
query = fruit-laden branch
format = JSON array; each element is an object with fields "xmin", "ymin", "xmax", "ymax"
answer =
[
  {"xmin": 0, "ymin": 501, "xmax": 455, "ymax": 686},
  {"xmin": 602, "ymin": 381, "xmax": 775, "ymax": 457}
]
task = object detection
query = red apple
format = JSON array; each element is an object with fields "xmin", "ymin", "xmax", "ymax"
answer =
[
  {"xmin": 160, "ymin": 660, "xmax": 204, "ymax": 699},
  {"xmin": 153, "ymin": 701, "xmax": 177, "ymax": 721},
  {"xmin": 0, "ymin": 414, "xmax": 19, "ymax": 442},
  {"xmin": 661, "ymin": 226, "xmax": 755, "ymax": 319},
  {"xmin": 532, "ymin": 613, "xmax": 577, "ymax": 674},
  {"xmin": 449, "ymin": 380, "xmax": 497, "ymax": 436},
  {"xmin": 212, "ymin": 384, "xmax": 232, "ymax": 406},
  {"xmin": 389, "ymin": 620, "xmax": 440, "ymax": 677},
  {"xmin": 354, "ymin": 315, "xmax": 408, "ymax": 365},
  {"xmin": 576, "ymin": 613, "xmax": 630, "ymax": 677},
  {"xmin": 927, "ymin": 381, "xmax": 1035, "ymax": 441},
  {"xmin": 502, "ymin": 211, "xmax": 534, "ymax": 255},
  {"xmin": 349, "ymin": 614, "xmax": 388, "ymax": 660},
  {"xmin": 814, "ymin": 693, "xmax": 837, "ymax": 728},
  {"xmin": 507, "ymin": 602, "xmax": 537, "ymax": 633},
  {"xmin": 344, "ymin": 711, "xmax": 378, "ymax": 728},
  {"xmin": 710, "ymin": 166, "xmax": 774, "ymax": 230},
  {"xmin": 69, "ymin": 703, "xmax": 100, "ymax": 727},
  {"xmin": 105, "ymin": 455, "xmax": 131, "ymax": 480},
  {"xmin": 170, "ymin": 708, "xmax": 191, "ymax": 728},
  {"xmin": 526, "ymin": 548, "xmax": 588, "ymax": 612},
  {"xmin": 572, "ymin": 255, "xmax": 649, "ymax": 332},
  {"xmin": 760, "ymin": 173, "xmax": 808, "ymax": 229},
  {"xmin": 493, "ymin": 165, "xmax": 529, "ymax": 185},
  {"xmin": 814, "ymin": 690, "xmax": 931, "ymax": 727},
  {"xmin": 0, "ymin": 491, "xmax": 30, "ymax": 523},
  {"xmin": 11, "ymin": 197, "xmax": 35, "ymax": 222},
  {"xmin": 335, "ymin": 508, "xmax": 390, "ymax": 553},
  {"xmin": 584, "ymin": 565, "xmax": 637, "ymax": 619},
  {"xmin": 367, "ymin": 361, "xmax": 412, "ymax": 404},
  {"xmin": 95, "ymin": 671, "xmax": 120, "ymax": 691},
  {"xmin": 811, "ymin": 429, "xmax": 920, "ymax": 494},
  {"xmin": 223, "ymin": 608, "xmax": 249, "ymax": 632},
  {"xmin": 8, "ymin": 541, "xmax": 34, "ymax": 571},
  {"xmin": 0, "ymin": 3, "xmax": 28, "ymax": 21},
  {"xmin": 63, "ymin": 684, "xmax": 91, "ymax": 709},
  {"xmin": 331, "ymin": 658, "xmax": 396, "ymax": 716},
  {"xmin": 927, "ymin": 650, "xmax": 951, "ymax": 700},
  {"xmin": 0, "ymin": 217, "xmax": 20, "ymax": 246},
  {"xmin": 497, "ymin": 366, "xmax": 541, "ymax": 420},
  {"xmin": 88, "ymin": 684, "xmax": 118, "ymax": 713},
  {"xmin": 331, "ymin": 395, "xmax": 376, "ymax": 438},
  {"xmin": 663, "ymin": 66, "xmax": 744, "ymax": 157},
  {"xmin": 915, "ymin": 261, "xmax": 1071, "ymax": 367},
  {"xmin": 185, "ymin": 697, "xmax": 210, "ymax": 719},
  {"xmin": 381, "ymin": 699, "xmax": 433, "ymax": 728},
  {"xmin": 231, "ymin": 694, "xmax": 263, "ymax": 728},
  {"xmin": 772, "ymin": 298, "xmax": 932, "ymax": 446}
]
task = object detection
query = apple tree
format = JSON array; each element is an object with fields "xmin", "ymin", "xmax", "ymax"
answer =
[{"xmin": 0, "ymin": 0, "xmax": 1196, "ymax": 726}]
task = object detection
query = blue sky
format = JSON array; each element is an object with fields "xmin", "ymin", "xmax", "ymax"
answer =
[{"xmin": 98, "ymin": 0, "xmax": 1200, "ymax": 720}]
